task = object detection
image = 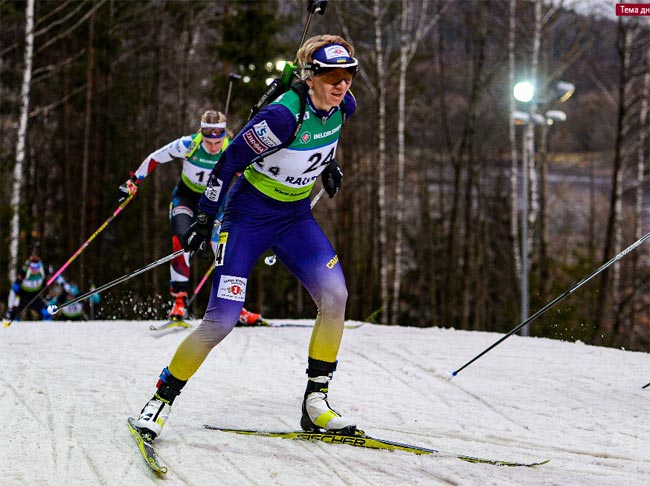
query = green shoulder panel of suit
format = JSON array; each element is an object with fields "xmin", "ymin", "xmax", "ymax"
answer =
[{"xmin": 243, "ymin": 90, "xmax": 344, "ymax": 202}]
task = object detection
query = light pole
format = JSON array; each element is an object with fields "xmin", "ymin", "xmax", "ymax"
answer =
[
  {"xmin": 513, "ymin": 81, "xmax": 535, "ymax": 336},
  {"xmin": 512, "ymin": 80, "xmax": 574, "ymax": 336}
]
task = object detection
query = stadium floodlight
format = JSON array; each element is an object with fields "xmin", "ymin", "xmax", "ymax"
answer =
[
  {"xmin": 513, "ymin": 81, "xmax": 535, "ymax": 103},
  {"xmin": 545, "ymin": 110, "xmax": 567, "ymax": 125},
  {"xmin": 530, "ymin": 113, "xmax": 547, "ymax": 125},
  {"xmin": 555, "ymin": 81, "xmax": 575, "ymax": 103},
  {"xmin": 512, "ymin": 110, "xmax": 531, "ymax": 125}
]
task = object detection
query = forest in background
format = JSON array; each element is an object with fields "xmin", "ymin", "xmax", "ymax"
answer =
[{"xmin": 1, "ymin": 0, "xmax": 649, "ymax": 352}]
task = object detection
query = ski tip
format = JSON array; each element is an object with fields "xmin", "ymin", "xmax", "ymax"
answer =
[{"xmin": 3, "ymin": 321, "xmax": 11, "ymax": 328}]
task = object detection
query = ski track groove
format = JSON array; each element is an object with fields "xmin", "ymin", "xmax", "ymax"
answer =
[
  {"xmin": 372, "ymin": 340, "xmax": 532, "ymax": 434},
  {"xmin": 230, "ymin": 329, "xmax": 256, "ymax": 366},
  {"xmin": 114, "ymin": 452, "xmax": 139, "ymax": 485},
  {"xmin": 345, "ymin": 345, "xmax": 432, "ymax": 400},
  {"xmin": 42, "ymin": 391, "xmax": 59, "ymax": 479},
  {"xmin": 59, "ymin": 402, "xmax": 73, "ymax": 484},
  {"xmin": 75, "ymin": 444, "xmax": 109, "ymax": 486},
  {"xmin": 173, "ymin": 428, "xmax": 258, "ymax": 485},
  {"xmin": 206, "ymin": 426, "xmax": 337, "ymax": 484},
  {"xmin": 451, "ymin": 431, "xmax": 650, "ymax": 465},
  {"xmin": 306, "ymin": 440, "xmax": 372, "ymax": 485},
  {"xmin": 343, "ymin": 339, "xmax": 552, "ymax": 465},
  {"xmin": 2, "ymin": 376, "xmax": 49, "ymax": 429},
  {"xmin": 354, "ymin": 340, "xmax": 648, "ymax": 476},
  {"xmin": 160, "ymin": 429, "xmax": 193, "ymax": 484}
]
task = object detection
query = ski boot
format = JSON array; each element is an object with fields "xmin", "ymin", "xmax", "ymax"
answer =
[
  {"xmin": 300, "ymin": 358, "xmax": 356, "ymax": 434},
  {"xmin": 168, "ymin": 291, "xmax": 188, "ymax": 321},
  {"xmin": 238, "ymin": 307, "xmax": 264, "ymax": 326},
  {"xmin": 136, "ymin": 394, "xmax": 171, "ymax": 439},
  {"xmin": 135, "ymin": 367, "xmax": 186, "ymax": 439}
]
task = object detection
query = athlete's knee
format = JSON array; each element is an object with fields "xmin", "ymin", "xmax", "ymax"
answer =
[
  {"xmin": 170, "ymin": 206, "xmax": 194, "ymax": 235},
  {"xmin": 171, "ymin": 205, "xmax": 194, "ymax": 220},
  {"xmin": 319, "ymin": 283, "xmax": 348, "ymax": 313},
  {"xmin": 194, "ymin": 318, "xmax": 235, "ymax": 348}
]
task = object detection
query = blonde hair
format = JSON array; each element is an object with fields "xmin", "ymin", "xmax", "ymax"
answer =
[
  {"xmin": 200, "ymin": 110, "xmax": 226, "ymax": 125},
  {"xmin": 296, "ymin": 35, "xmax": 355, "ymax": 80}
]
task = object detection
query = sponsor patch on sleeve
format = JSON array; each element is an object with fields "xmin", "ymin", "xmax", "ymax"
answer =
[
  {"xmin": 217, "ymin": 275, "xmax": 247, "ymax": 302},
  {"xmin": 204, "ymin": 178, "xmax": 222, "ymax": 201},
  {"xmin": 243, "ymin": 120, "xmax": 281, "ymax": 154}
]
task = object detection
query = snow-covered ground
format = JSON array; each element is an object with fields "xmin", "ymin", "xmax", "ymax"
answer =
[{"xmin": 1, "ymin": 319, "xmax": 647, "ymax": 485}]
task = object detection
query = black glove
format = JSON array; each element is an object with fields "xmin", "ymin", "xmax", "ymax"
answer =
[
  {"xmin": 182, "ymin": 210, "xmax": 214, "ymax": 259},
  {"xmin": 321, "ymin": 159, "xmax": 343, "ymax": 198},
  {"xmin": 118, "ymin": 175, "xmax": 139, "ymax": 203}
]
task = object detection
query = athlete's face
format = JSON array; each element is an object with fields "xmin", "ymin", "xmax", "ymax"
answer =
[
  {"xmin": 308, "ymin": 69, "xmax": 352, "ymax": 111},
  {"xmin": 202, "ymin": 137, "xmax": 225, "ymax": 155}
]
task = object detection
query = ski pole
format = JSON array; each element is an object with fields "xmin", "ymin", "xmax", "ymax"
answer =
[
  {"xmin": 310, "ymin": 185, "xmax": 326, "ymax": 208},
  {"xmin": 643, "ymin": 382, "xmax": 650, "ymax": 389},
  {"xmin": 450, "ymin": 230, "xmax": 650, "ymax": 377},
  {"xmin": 5, "ymin": 194, "xmax": 135, "ymax": 327},
  {"xmin": 299, "ymin": 1, "xmax": 328, "ymax": 51},
  {"xmin": 47, "ymin": 249, "xmax": 185, "ymax": 316},
  {"xmin": 264, "ymin": 188, "xmax": 326, "ymax": 266},
  {"xmin": 224, "ymin": 72, "xmax": 241, "ymax": 118},
  {"xmin": 250, "ymin": 0, "xmax": 328, "ymax": 118}
]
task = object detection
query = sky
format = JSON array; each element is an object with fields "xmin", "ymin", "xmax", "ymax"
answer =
[{"xmin": 0, "ymin": 319, "xmax": 648, "ymax": 485}]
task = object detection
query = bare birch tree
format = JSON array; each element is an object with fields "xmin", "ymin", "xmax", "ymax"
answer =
[
  {"xmin": 390, "ymin": 0, "xmax": 447, "ymax": 325},
  {"xmin": 609, "ymin": 25, "xmax": 637, "ymax": 342},
  {"xmin": 594, "ymin": 18, "xmax": 632, "ymax": 340},
  {"xmin": 508, "ymin": 0, "xmax": 521, "ymax": 294},
  {"xmin": 373, "ymin": 0, "xmax": 390, "ymax": 324},
  {"xmin": 8, "ymin": 0, "xmax": 35, "ymax": 282},
  {"xmin": 633, "ymin": 28, "xmax": 650, "ymax": 345}
]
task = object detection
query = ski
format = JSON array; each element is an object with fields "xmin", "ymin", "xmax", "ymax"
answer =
[
  {"xmin": 149, "ymin": 320, "xmax": 364, "ymax": 331},
  {"xmin": 203, "ymin": 425, "xmax": 548, "ymax": 468},
  {"xmin": 127, "ymin": 417, "xmax": 168, "ymax": 475},
  {"xmin": 149, "ymin": 319, "xmax": 193, "ymax": 332},
  {"xmin": 258, "ymin": 321, "xmax": 365, "ymax": 329}
]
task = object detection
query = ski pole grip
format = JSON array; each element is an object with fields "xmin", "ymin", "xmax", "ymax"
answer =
[{"xmin": 307, "ymin": 0, "xmax": 328, "ymax": 14}]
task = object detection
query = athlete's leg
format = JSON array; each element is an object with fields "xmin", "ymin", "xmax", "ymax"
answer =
[
  {"xmin": 273, "ymin": 217, "xmax": 354, "ymax": 432},
  {"xmin": 169, "ymin": 195, "xmax": 195, "ymax": 294},
  {"xmin": 168, "ymin": 192, "xmax": 198, "ymax": 318},
  {"xmin": 273, "ymin": 217, "xmax": 347, "ymax": 363},
  {"xmin": 167, "ymin": 218, "xmax": 272, "ymax": 381}
]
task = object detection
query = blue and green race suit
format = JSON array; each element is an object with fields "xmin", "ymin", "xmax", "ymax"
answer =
[{"xmin": 166, "ymin": 88, "xmax": 356, "ymax": 381}]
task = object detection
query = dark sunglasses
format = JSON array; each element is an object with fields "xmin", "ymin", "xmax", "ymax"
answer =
[
  {"xmin": 317, "ymin": 66, "xmax": 357, "ymax": 85},
  {"xmin": 201, "ymin": 127, "xmax": 226, "ymax": 139}
]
